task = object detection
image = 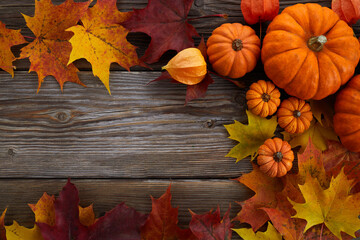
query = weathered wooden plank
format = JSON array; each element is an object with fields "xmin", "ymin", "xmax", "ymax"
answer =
[
  {"xmin": 0, "ymin": 179, "xmax": 250, "ymax": 230},
  {"xmin": 0, "ymin": 71, "xmax": 256, "ymax": 178}
]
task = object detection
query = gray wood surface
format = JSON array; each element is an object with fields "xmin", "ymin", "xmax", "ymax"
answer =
[
  {"xmin": 0, "ymin": 0, "xmax": 359, "ymax": 238},
  {"xmin": 0, "ymin": 71, "xmax": 252, "ymax": 178}
]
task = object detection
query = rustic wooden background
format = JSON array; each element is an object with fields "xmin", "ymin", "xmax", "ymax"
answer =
[{"xmin": 0, "ymin": 0, "xmax": 359, "ymax": 238}]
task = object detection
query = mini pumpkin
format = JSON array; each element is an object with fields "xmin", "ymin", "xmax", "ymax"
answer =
[
  {"xmin": 246, "ymin": 80, "xmax": 281, "ymax": 117},
  {"xmin": 257, "ymin": 138, "xmax": 294, "ymax": 178},
  {"xmin": 334, "ymin": 75, "xmax": 360, "ymax": 152},
  {"xmin": 277, "ymin": 97, "xmax": 313, "ymax": 134},
  {"xmin": 261, "ymin": 3, "xmax": 360, "ymax": 100},
  {"xmin": 207, "ymin": 23, "xmax": 260, "ymax": 79}
]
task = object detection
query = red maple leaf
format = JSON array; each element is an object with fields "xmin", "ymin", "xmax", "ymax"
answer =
[
  {"xmin": 37, "ymin": 180, "xmax": 148, "ymax": 240},
  {"xmin": 189, "ymin": 206, "xmax": 233, "ymax": 240},
  {"xmin": 141, "ymin": 185, "xmax": 196, "ymax": 240},
  {"xmin": 122, "ymin": 0, "xmax": 199, "ymax": 63}
]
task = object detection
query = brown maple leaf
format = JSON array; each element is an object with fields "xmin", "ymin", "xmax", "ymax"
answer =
[
  {"xmin": 122, "ymin": 0, "xmax": 199, "ymax": 63},
  {"xmin": 0, "ymin": 21, "xmax": 26, "ymax": 77},
  {"xmin": 19, "ymin": 0, "xmax": 91, "ymax": 92}
]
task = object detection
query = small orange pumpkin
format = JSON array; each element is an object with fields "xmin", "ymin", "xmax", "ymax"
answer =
[
  {"xmin": 261, "ymin": 3, "xmax": 360, "ymax": 100},
  {"xmin": 246, "ymin": 80, "xmax": 281, "ymax": 117},
  {"xmin": 277, "ymin": 97, "xmax": 313, "ymax": 134},
  {"xmin": 334, "ymin": 75, "xmax": 360, "ymax": 152},
  {"xmin": 207, "ymin": 23, "xmax": 260, "ymax": 79},
  {"xmin": 257, "ymin": 138, "xmax": 294, "ymax": 178}
]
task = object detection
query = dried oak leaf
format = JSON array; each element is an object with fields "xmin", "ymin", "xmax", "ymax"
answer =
[
  {"xmin": 241, "ymin": 0, "xmax": 279, "ymax": 25},
  {"xmin": 189, "ymin": 206, "xmax": 232, "ymax": 240},
  {"xmin": 141, "ymin": 185, "xmax": 196, "ymax": 240},
  {"xmin": 332, "ymin": 0, "xmax": 360, "ymax": 25},
  {"xmin": 283, "ymin": 121, "xmax": 339, "ymax": 153},
  {"xmin": 0, "ymin": 21, "xmax": 26, "ymax": 77},
  {"xmin": 233, "ymin": 222, "xmax": 282, "ymax": 240},
  {"xmin": 67, "ymin": 0, "xmax": 144, "ymax": 94},
  {"xmin": 122, "ymin": 0, "xmax": 199, "ymax": 63},
  {"xmin": 290, "ymin": 170, "xmax": 360, "ymax": 239},
  {"xmin": 224, "ymin": 110, "xmax": 277, "ymax": 161},
  {"xmin": 234, "ymin": 163, "xmax": 283, "ymax": 231},
  {"xmin": 19, "ymin": 0, "xmax": 90, "ymax": 92},
  {"xmin": 37, "ymin": 180, "xmax": 147, "ymax": 240}
]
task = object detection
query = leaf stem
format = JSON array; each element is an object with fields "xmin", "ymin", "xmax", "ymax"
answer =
[
  {"xmin": 320, "ymin": 223, "xmax": 324, "ymax": 240},
  {"xmin": 188, "ymin": 14, "xmax": 228, "ymax": 21},
  {"xmin": 23, "ymin": 35, "xmax": 36, "ymax": 39}
]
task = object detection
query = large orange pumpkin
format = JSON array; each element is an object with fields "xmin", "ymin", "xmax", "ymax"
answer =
[
  {"xmin": 334, "ymin": 75, "xmax": 360, "ymax": 152},
  {"xmin": 207, "ymin": 23, "xmax": 260, "ymax": 79},
  {"xmin": 262, "ymin": 3, "xmax": 360, "ymax": 100}
]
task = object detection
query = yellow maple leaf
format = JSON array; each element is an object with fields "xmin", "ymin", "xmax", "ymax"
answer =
[
  {"xmin": 5, "ymin": 193, "xmax": 96, "ymax": 240},
  {"xmin": 0, "ymin": 21, "xmax": 26, "ymax": 77},
  {"xmin": 283, "ymin": 121, "xmax": 338, "ymax": 152},
  {"xmin": 233, "ymin": 222, "xmax": 282, "ymax": 240},
  {"xmin": 6, "ymin": 193, "xmax": 54, "ymax": 240},
  {"xmin": 224, "ymin": 110, "xmax": 277, "ymax": 162},
  {"xmin": 67, "ymin": 0, "xmax": 144, "ymax": 94},
  {"xmin": 289, "ymin": 170, "xmax": 360, "ymax": 239}
]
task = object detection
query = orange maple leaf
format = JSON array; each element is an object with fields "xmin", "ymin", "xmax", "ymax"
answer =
[
  {"xmin": 19, "ymin": 0, "xmax": 91, "ymax": 92},
  {"xmin": 67, "ymin": 0, "xmax": 144, "ymax": 94},
  {"xmin": 0, "ymin": 21, "xmax": 26, "ymax": 77}
]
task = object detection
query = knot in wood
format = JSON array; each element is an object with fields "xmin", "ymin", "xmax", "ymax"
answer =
[
  {"xmin": 8, "ymin": 148, "xmax": 15, "ymax": 157},
  {"xmin": 56, "ymin": 112, "xmax": 69, "ymax": 122},
  {"xmin": 205, "ymin": 119, "xmax": 215, "ymax": 128}
]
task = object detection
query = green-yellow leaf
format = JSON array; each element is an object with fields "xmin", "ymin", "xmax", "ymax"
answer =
[
  {"xmin": 224, "ymin": 110, "xmax": 277, "ymax": 162},
  {"xmin": 283, "ymin": 121, "xmax": 338, "ymax": 152},
  {"xmin": 289, "ymin": 170, "xmax": 360, "ymax": 239},
  {"xmin": 233, "ymin": 222, "xmax": 282, "ymax": 240}
]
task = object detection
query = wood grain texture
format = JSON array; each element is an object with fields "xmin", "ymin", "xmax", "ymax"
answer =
[
  {"xmin": 0, "ymin": 71, "xmax": 256, "ymax": 178},
  {"xmin": 0, "ymin": 179, "xmax": 249, "ymax": 229}
]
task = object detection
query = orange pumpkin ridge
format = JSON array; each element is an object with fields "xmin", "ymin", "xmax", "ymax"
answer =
[
  {"xmin": 207, "ymin": 23, "xmax": 260, "ymax": 79},
  {"xmin": 261, "ymin": 3, "xmax": 360, "ymax": 100},
  {"xmin": 334, "ymin": 75, "xmax": 360, "ymax": 152}
]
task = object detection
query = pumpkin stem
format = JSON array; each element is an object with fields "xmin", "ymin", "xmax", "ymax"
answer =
[
  {"xmin": 307, "ymin": 35, "xmax": 327, "ymax": 52},
  {"xmin": 232, "ymin": 39, "xmax": 243, "ymax": 51},
  {"xmin": 261, "ymin": 93, "xmax": 270, "ymax": 102},
  {"xmin": 273, "ymin": 152, "xmax": 283, "ymax": 162},
  {"xmin": 293, "ymin": 110, "xmax": 301, "ymax": 118}
]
